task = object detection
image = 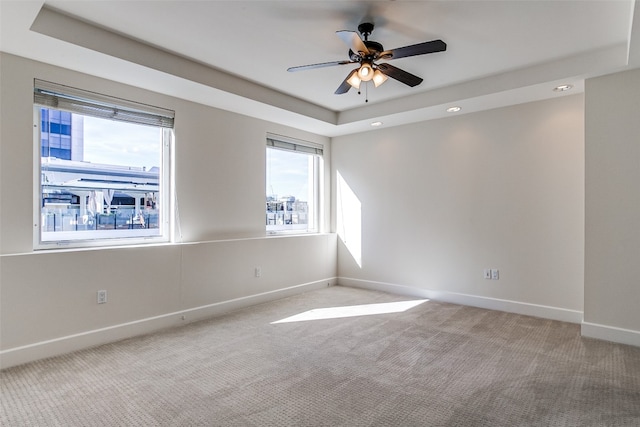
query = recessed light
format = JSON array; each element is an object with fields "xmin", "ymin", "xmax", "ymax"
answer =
[
  {"xmin": 371, "ymin": 121, "xmax": 383, "ymax": 127},
  {"xmin": 553, "ymin": 84, "xmax": 573, "ymax": 92},
  {"xmin": 446, "ymin": 106, "xmax": 461, "ymax": 113}
]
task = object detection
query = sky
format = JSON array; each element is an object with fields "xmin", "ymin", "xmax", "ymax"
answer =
[
  {"xmin": 266, "ymin": 148, "xmax": 311, "ymax": 202},
  {"xmin": 82, "ymin": 116, "xmax": 161, "ymax": 170}
]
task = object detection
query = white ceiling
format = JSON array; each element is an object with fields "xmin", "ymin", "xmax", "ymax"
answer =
[{"xmin": 1, "ymin": 0, "xmax": 639, "ymax": 136}]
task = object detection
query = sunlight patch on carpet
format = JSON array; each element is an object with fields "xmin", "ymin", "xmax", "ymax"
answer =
[{"xmin": 271, "ymin": 299, "xmax": 428, "ymax": 324}]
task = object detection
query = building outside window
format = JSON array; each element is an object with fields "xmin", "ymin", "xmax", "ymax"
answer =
[
  {"xmin": 266, "ymin": 134, "xmax": 322, "ymax": 234},
  {"xmin": 40, "ymin": 108, "xmax": 75, "ymax": 160},
  {"xmin": 34, "ymin": 80, "xmax": 174, "ymax": 248}
]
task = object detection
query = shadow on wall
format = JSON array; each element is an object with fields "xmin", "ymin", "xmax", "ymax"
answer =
[{"xmin": 337, "ymin": 171, "xmax": 362, "ymax": 268}]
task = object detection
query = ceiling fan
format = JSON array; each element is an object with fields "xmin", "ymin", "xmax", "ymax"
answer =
[{"xmin": 287, "ymin": 22, "xmax": 447, "ymax": 95}]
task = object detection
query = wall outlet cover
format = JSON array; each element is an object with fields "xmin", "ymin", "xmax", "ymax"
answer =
[{"xmin": 97, "ymin": 290, "xmax": 107, "ymax": 304}]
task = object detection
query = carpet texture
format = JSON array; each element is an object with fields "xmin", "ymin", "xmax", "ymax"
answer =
[{"xmin": 1, "ymin": 286, "xmax": 639, "ymax": 426}]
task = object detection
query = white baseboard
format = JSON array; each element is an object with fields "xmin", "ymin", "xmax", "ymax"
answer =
[
  {"xmin": 338, "ymin": 277, "xmax": 583, "ymax": 324},
  {"xmin": 0, "ymin": 278, "xmax": 337, "ymax": 370},
  {"xmin": 581, "ymin": 322, "xmax": 640, "ymax": 347}
]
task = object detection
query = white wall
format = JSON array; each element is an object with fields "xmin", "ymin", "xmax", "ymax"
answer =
[
  {"xmin": 0, "ymin": 53, "xmax": 336, "ymax": 368},
  {"xmin": 332, "ymin": 95, "xmax": 585, "ymax": 322},
  {"xmin": 3, "ymin": 51, "xmax": 638, "ymax": 368},
  {"xmin": 583, "ymin": 68, "xmax": 640, "ymax": 346}
]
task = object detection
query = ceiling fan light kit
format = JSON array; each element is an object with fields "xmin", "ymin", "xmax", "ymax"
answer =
[
  {"xmin": 287, "ymin": 22, "xmax": 447, "ymax": 98},
  {"xmin": 347, "ymin": 71, "xmax": 362, "ymax": 89},
  {"xmin": 357, "ymin": 62, "xmax": 374, "ymax": 81},
  {"xmin": 372, "ymin": 69, "xmax": 388, "ymax": 87}
]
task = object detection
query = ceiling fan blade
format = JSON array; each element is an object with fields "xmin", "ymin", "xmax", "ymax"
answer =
[
  {"xmin": 335, "ymin": 69, "xmax": 357, "ymax": 94},
  {"xmin": 376, "ymin": 63, "xmax": 423, "ymax": 87},
  {"xmin": 288, "ymin": 60, "xmax": 354, "ymax": 72},
  {"xmin": 336, "ymin": 30, "xmax": 370, "ymax": 57},
  {"xmin": 379, "ymin": 39, "xmax": 447, "ymax": 60}
]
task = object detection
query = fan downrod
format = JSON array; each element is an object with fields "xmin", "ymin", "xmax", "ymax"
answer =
[{"xmin": 354, "ymin": 23, "xmax": 383, "ymax": 57}]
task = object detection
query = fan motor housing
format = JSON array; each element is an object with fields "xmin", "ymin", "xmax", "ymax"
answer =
[
  {"xmin": 364, "ymin": 41, "xmax": 384, "ymax": 54},
  {"xmin": 349, "ymin": 41, "xmax": 384, "ymax": 61}
]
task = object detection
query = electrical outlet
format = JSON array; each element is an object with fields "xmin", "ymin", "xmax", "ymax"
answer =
[
  {"xmin": 255, "ymin": 267, "xmax": 261, "ymax": 277},
  {"xmin": 97, "ymin": 290, "xmax": 107, "ymax": 304},
  {"xmin": 491, "ymin": 269, "xmax": 500, "ymax": 280},
  {"xmin": 483, "ymin": 269, "xmax": 492, "ymax": 279}
]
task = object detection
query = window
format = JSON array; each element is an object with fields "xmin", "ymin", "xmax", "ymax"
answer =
[
  {"xmin": 266, "ymin": 134, "xmax": 322, "ymax": 233},
  {"xmin": 33, "ymin": 80, "xmax": 174, "ymax": 248}
]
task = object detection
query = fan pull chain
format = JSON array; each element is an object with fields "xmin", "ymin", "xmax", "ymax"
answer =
[{"xmin": 357, "ymin": 83, "xmax": 369, "ymax": 103}]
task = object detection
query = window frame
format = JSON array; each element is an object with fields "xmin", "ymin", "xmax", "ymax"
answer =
[
  {"xmin": 265, "ymin": 133, "xmax": 324, "ymax": 235},
  {"xmin": 32, "ymin": 80, "xmax": 174, "ymax": 250},
  {"xmin": 265, "ymin": 134, "xmax": 323, "ymax": 235}
]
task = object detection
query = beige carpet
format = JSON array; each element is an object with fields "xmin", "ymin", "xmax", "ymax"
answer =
[{"xmin": 1, "ymin": 286, "xmax": 639, "ymax": 426}]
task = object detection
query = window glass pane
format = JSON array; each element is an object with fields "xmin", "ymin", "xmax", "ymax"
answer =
[
  {"xmin": 38, "ymin": 108, "xmax": 168, "ymax": 245},
  {"xmin": 48, "ymin": 148, "xmax": 71, "ymax": 160},
  {"xmin": 49, "ymin": 134, "xmax": 61, "ymax": 148},
  {"xmin": 266, "ymin": 146, "xmax": 318, "ymax": 233},
  {"xmin": 61, "ymin": 111, "xmax": 71, "ymax": 124}
]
